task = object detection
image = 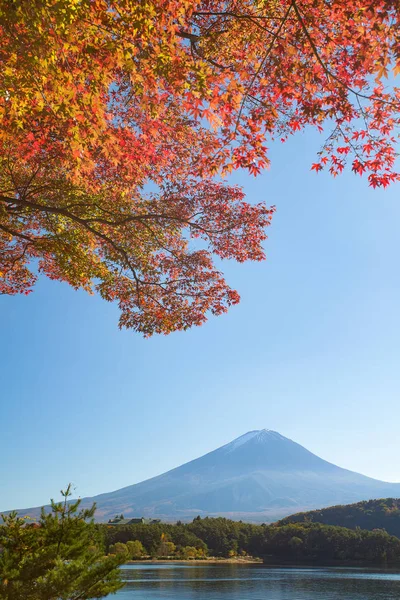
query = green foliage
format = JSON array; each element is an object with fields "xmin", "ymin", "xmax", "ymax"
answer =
[
  {"xmin": 180, "ymin": 546, "xmax": 198, "ymax": 559},
  {"xmin": 156, "ymin": 537, "xmax": 176, "ymax": 558},
  {"xmin": 109, "ymin": 542, "xmax": 129, "ymax": 556},
  {"xmin": 100, "ymin": 511, "xmax": 400, "ymax": 565},
  {"xmin": 263, "ymin": 522, "xmax": 400, "ymax": 564},
  {"xmin": 179, "ymin": 546, "xmax": 206, "ymax": 559},
  {"xmin": 0, "ymin": 485, "xmax": 125, "ymax": 600},
  {"xmin": 126, "ymin": 540, "xmax": 145, "ymax": 559},
  {"xmin": 288, "ymin": 536, "xmax": 303, "ymax": 551},
  {"xmin": 277, "ymin": 498, "xmax": 400, "ymax": 538},
  {"xmin": 103, "ymin": 522, "xmax": 207, "ymax": 557},
  {"xmin": 187, "ymin": 517, "xmax": 263, "ymax": 557}
]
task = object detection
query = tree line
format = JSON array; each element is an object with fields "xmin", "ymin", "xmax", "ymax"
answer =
[
  {"xmin": 278, "ymin": 498, "xmax": 400, "ymax": 538},
  {"xmin": 100, "ymin": 514, "xmax": 400, "ymax": 565}
]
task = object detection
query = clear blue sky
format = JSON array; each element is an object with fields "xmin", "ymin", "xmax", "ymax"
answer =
[{"xmin": 1, "ymin": 131, "xmax": 400, "ymax": 512}]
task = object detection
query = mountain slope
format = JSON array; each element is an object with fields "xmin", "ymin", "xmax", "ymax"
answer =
[{"xmin": 13, "ymin": 430, "xmax": 400, "ymax": 522}]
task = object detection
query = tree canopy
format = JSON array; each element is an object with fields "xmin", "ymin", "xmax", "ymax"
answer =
[
  {"xmin": 278, "ymin": 498, "xmax": 400, "ymax": 538},
  {"xmin": 1, "ymin": 0, "xmax": 399, "ymax": 334},
  {"xmin": 100, "ymin": 514, "xmax": 400, "ymax": 564},
  {"xmin": 0, "ymin": 485, "xmax": 125, "ymax": 600}
]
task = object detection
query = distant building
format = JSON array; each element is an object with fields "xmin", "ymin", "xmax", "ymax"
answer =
[{"xmin": 107, "ymin": 515, "xmax": 161, "ymax": 525}]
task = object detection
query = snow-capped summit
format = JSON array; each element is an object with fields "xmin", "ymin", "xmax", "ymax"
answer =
[
  {"xmin": 225, "ymin": 429, "xmax": 288, "ymax": 451},
  {"xmin": 224, "ymin": 430, "xmax": 261, "ymax": 451}
]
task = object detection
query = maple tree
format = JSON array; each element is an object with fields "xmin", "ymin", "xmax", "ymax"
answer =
[{"xmin": 0, "ymin": 0, "xmax": 399, "ymax": 334}]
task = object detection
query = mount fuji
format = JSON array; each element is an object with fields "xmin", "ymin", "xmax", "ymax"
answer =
[{"xmin": 13, "ymin": 430, "xmax": 400, "ymax": 522}]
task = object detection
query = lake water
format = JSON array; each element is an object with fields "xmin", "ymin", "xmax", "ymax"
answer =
[{"xmin": 114, "ymin": 563, "xmax": 400, "ymax": 599}]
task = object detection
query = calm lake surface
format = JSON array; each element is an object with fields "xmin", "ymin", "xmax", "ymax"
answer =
[{"xmin": 115, "ymin": 563, "xmax": 400, "ymax": 599}]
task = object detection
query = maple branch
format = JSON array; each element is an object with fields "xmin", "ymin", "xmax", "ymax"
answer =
[
  {"xmin": 83, "ymin": 228, "xmax": 142, "ymax": 303},
  {"xmin": 356, "ymin": 95, "xmax": 372, "ymax": 136},
  {"xmin": 177, "ymin": 30, "xmax": 233, "ymax": 70},
  {"xmin": 1, "ymin": 195, "xmax": 93, "ymax": 228},
  {"xmin": 177, "ymin": 30, "xmax": 200, "ymax": 44},
  {"xmin": 2, "ymin": 190, "xmax": 239, "ymax": 238},
  {"xmin": 192, "ymin": 11, "xmax": 294, "ymax": 21},
  {"xmin": 43, "ymin": 213, "xmax": 78, "ymax": 260},
  {"xmin": 193, "ymin": 11, "xmax": 284, "ymax": 42},
  {"xmin": 138, "ymin": 219, "xmax": 190, "ymax": 268},
  {"xmin": 1, "ymin": 193, "xmax": 143, "ymax": 299},
  {"xmin": 0, "ymin": 222, "xmax": 35, "ymax": 243},
  {"xmin": 1, "ymin": 243, "xmax": 31, "ymax": 276},
  {"xmin": 234, "ymin": 2, "xmax": 294, "ymax": 133},
  {"xmin": 291, "ymin": 0, "xmax": 399, "ymax": 109},
  {"xmin": 85, "ymin": 212, "xmax": 238, "ymax": 235},
  {"xmin": 192, "ymin": 9, "xmax": 299, "ymax": 41}
]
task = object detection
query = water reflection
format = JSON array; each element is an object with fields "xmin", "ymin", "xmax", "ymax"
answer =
[{"xmin": 115, "ymin": 563, "xmax": 400, "ymax": 600}]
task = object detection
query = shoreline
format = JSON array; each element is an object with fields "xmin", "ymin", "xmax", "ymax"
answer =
[
  {"xmin": 125, "ymin": 557, "xmax": 263, "ymax": 565},
  {"xmin": 124, "ymin": 558, "xmax": 400, "ymax": 570}
]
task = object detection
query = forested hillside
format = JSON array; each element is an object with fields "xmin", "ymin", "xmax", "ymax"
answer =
[
  {"xmin": 277, "ymin": 498, "xmax": 400, "ymax": 538},
  {"xmin": 99, "ymin": 515, "xmax": 400, "ymax": 565}
]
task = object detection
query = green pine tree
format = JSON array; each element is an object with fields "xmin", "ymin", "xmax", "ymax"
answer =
[{"xmin": 0, "ymin": 484, "xmax": 126, "ymax": 600}]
